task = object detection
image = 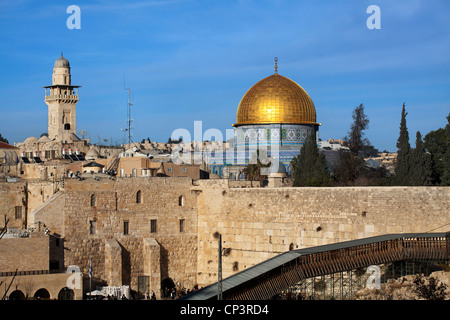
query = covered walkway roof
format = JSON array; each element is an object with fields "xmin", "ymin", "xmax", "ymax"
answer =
[{"xmin": 180, "ymin": 232, "xmax": 449, "ymax": 300}]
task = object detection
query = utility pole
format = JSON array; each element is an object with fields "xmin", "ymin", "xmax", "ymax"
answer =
[
  {"xmin": 218, "ymin": 233, "xmax": 223, "ymax": 300},
  {"xmin": 89, "ymin": 255, "xmax": 92, "ymax": 299}
]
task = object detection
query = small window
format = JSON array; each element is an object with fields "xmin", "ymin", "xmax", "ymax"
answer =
[
  {"xmin": 178, "ymin": 195, "xmax": 185, "ymax": 207},
  {"xmin": 14, "ymin": 206, "xmax": 22, "ymax": 219},
  {"xmin": 150, "ymin": 220, "xmax": 157, "ymax": 233},
  {"xmin": 167, "ymin": 167, "xmax": 172, "ymax": 173},
  {"xmin": 89, "ymin": 221, "xmax": 96, "ymax": 235},
  {"xmin": 180, "ymin": 219, "xmax": 185, "ymax": 233},
  {"xmin": 182, "ymin": 168, "xmax": 187, "ymax": 173},
  {"xmin": 123, "ymin": 221, "xmax": 129, "ymax": 235},
  {"xmin": 136, "ymin": 190, "xmax": 142, "ymax": 204},
  {"xmin": 64, "ymin": 123, "xmax": 70, "ymax": 130},
  {"xmin": 90, "ymin": 194, "xmax": 96, "ymax": 207}
]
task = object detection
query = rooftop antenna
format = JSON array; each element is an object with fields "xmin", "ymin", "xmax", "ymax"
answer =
[{"xmin": 123, "ymin": 78, "xmax": 133, "ymax": 147}]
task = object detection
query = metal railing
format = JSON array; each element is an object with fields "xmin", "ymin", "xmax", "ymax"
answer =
[
  {"xmin": 189, "ymin": 232, "xmax": 449, "ymax": 300},
  {"xmin": 0, "ymin": 270, "xmax": 49, "ymax": 277}
]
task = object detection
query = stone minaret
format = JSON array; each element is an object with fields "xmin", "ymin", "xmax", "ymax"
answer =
[{"xmin": 44, "ymin": 53, "xmax": 80, "ymax": 142}]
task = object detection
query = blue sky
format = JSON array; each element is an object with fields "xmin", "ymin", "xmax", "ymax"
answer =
[{"xmin": 0, "ymin": 0, "xmax": 449, "ymax": 152}]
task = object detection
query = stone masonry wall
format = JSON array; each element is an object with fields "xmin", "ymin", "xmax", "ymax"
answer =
[
  {"xmin": 0, "ymin": 232, "xmax": 49, "ymax": 272},
  {"xmin": 23, "ymin": 176, "xmax": 450, "ymax": 296},
  {"xmin": 194, "ymin": 182, "xmax": 450, "ymax": 287},
  {"xmin": 0, "ymin": 182, "xmax": 26, "ymax": 229},
  {"xmin": 0, "ymin": 181, "xmax": 58, "ymax": 230},
  {"xmin": 61, "ymin": 177, "xmax": 198, "ymax": 297}
]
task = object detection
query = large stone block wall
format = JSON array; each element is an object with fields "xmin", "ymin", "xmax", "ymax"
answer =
[
  {"xmin": 27, "ymin": 181, "xmax": 57, "ymax": 216},
  {"xmin": 60, "ymin": 177, "xmax": 198, "ymax": 297},
  {"xmin": 0, "ymin": 181, "xmax": 58, "ymax": 230},
  {"xmin": 17, "ymin": 176, "xmax": 449, "ymax": 296},
  {"xmin": 32, "ymin": 193, "xmax": 65, "ymax": 235},
  {"xmin": 0, "ymin": 182, "xmax": 26, "ymax": 229},
  {"xmin": 0, "ymin": 232, "xmax": 49, "ymax": 272},
  {"xmin": 194, "ymin": 182, "xmax": 450, "ymax": 287}
]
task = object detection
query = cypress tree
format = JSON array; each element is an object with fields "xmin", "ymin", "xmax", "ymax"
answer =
[
  {"xmin": 424, "ymin": 128, "xmax": 446, "ymax": 185},
  {"xmin": 291, "ymin": 130, "xmax": 330, "ymax": 187},
  {"xmin": 394, "ymin": 103, "xmax": 412, "ymax": 185},
  {"xmin": 442, "ymin": 114, "xmax": 450, "ymax": 185},
  {"xmin": 410, "ymin": 131, "xmax": 434, "ymax": 185}
]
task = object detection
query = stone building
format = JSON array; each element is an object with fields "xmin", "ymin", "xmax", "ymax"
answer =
[
  {"xmin": 232, "ymin": 58, "xmax": 320, "ymax": 172},
  {"xmin": 203, "ymin": 58, "xmax": 321, "ymax": 177},
  {"xmin": 15, "ymin": 54, "xmax": 89, "ymax": 162},
  {"xmin": 0, "ymin": 226, "xmax": 82, "ymax": 300},
  {"xmin": 0, "ymin": 141, "xmax": 20, "ymax": 177}
]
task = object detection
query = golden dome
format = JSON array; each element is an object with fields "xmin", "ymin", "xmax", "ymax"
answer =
[{"xmin": 234, "ymin": 64, "xmax": 318, "ymax": 127}]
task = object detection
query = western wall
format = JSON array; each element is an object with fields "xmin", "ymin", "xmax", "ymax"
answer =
[
  {"xmin": 5, "ymin": 177, "xmax": 448, "ymax": 297},
  {"xmin": 194, "ymin": 180, "xmax": 449, "ymax": 286}
]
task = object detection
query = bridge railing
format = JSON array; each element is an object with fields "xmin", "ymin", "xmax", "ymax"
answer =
[
  {"xmin": 295, "ymin": 235, "xmax": 448, "ymax": 281},
  {"xmin": 226, "ymin": 232, "xmax": 449, "ymax": 300}
]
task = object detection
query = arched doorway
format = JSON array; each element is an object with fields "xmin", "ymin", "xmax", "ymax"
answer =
[
  {"xmin": 161, "ymin": 278, "xmax": 175, "ymax": 298},
  {"xmin": 9, "ymin": 290, "xmax": 25, "ymax": 300},
  {"xmin": 58, "ymin": 287, "xmax": 74, "ymax": 300},
  {"xmin": 34, "ymin": 288, "xmax": 51, "ymax": 300}
]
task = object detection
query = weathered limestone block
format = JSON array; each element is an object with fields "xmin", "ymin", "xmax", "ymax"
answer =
[
  {"xmin": 105, "ymin": 239, "xmax": 122, "ymax": 286},
  {"xmin": 143, "ymin": 238, "xmax": 161, "ymax": 297}
]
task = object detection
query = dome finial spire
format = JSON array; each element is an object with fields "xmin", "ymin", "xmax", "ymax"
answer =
[{"xmin": 274, "ymin": 57, "xmax": 278, "ymax": 75}]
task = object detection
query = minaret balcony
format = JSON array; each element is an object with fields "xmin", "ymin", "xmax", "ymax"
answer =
[{"xmin": 45, "ymin": 94, "xmax": 79, "ymax": 102}]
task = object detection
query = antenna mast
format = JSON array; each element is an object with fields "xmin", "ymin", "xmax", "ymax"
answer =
[{"xmin": 124, "ymin": 86, "xmax": 133, "ymax": 147}]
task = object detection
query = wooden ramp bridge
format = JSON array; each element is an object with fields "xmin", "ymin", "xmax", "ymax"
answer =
[{"xmin": 181, "ymin": 232, "xmax": 449, "ymax": 300}]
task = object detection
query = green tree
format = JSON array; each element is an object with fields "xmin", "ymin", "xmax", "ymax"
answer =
[
  {"xmin": 410, "ymin": 131, "xmax": 434, "ymax": 185},
  {"xmin": 243, "ymin": 150, "xmax": 270, "ymax": 181},
  {"xmin": 291, "ymin": 130, "xmax": 331, "ymax": 187},
  {"xmin": 332, "ymin": 150, "xmax": 365, "ymax": 186},
  {"xmin": 0, "ymin": 133, "xmax": 8, "ymax": 144},
  {"xmin": 424, "ymin": 127, "xmax": 446, "ymax": 184},
  {"xmin": 442, "ymin": 114, "xmax": 450, "ymax": 185},
  {"xmin": 344, "ymin": 103, "xmax": 370, "ymax": 155},
  {"xmin": 361, "ymin": 144, "xmax": 380, "ymax": 158},
  {"xmin": 333, "ymin": 103, "xmax": 387, "ymax": 186},
  {"xmin": 394, "ymin": 103, "xmax": 412, "ymax": 185}
]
